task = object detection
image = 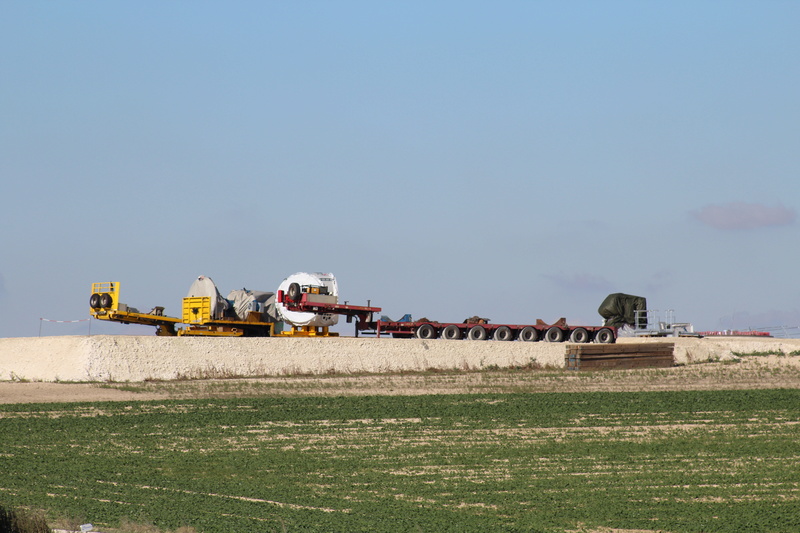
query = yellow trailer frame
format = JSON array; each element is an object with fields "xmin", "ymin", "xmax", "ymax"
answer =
[
  {"xmin": 179, "ymin": 296, "xmax": 273, "ymax": 336},
  {"xmin": 277, "ymin": 326, "xmax": 338, "ymax": 337},
  {"xmin": 90, "ymin": 282, "xmax": 182, "ymax": 336},
  {"xmin": 90, "ymin": 282, "xmax": 275, "ymax": 337}
]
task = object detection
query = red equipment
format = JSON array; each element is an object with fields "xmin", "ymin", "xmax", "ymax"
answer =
[{"xmin": 277, "ymin": 290, "xmax": 615, "ymax": 343}]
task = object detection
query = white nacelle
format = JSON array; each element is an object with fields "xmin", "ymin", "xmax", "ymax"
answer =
[
  {"xmin": 186, "ymin": 275, "xmax": 229, "ymax": 319},
  {"xmin": 276, "ymin": 272, "xmax": 339, "ymax": 327}
]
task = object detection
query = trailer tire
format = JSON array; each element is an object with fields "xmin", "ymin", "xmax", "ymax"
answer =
[
  {"xmin": 595, "ymin": 328, "xmax": 615, "ymax": 344},
  {"xmin": 545, "ymin": 326, "xmax": 565, "ymax": 342},
  {"xmin": 415, "ymin": 323, "xmax": 437, "ymax": 340},
  {"xmin": 494, "ymin": 326, "xmax": 513, "ymax": 341},
  {"xmin": 286, "ymin": 283, "xmax": 302, "ymax": 303},
  {"xmin": 569, "ymin": 327, "xmax": 590, "ymax": 343},
  {"xmin": 467, "ymin": 325, "xmax": 488, "ymax": 340},
  {"xmin": 89, "ymin": 294, "xmax": 102, "ymax": 309},
  {"xmin": 518, "ymin": 326, "xmax": 538, "ymax": 342},
  {"xmin": 442, "ymin": 325, "xmax": 462, "ymax": 340},
  {"xmin": 99, "ymin": 293, "xmax": 113, "ymax": 309}
]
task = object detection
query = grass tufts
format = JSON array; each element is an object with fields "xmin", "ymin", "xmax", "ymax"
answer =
[
  {"xmin": 0, "ymin": 503, "xmax": 51, "ymax": 533},
  {"xmin": 732, "ymin": 350, "xmax": 785, "ymax": 357},
  {"xmin": 112, "ymin": 518, "xmax": 198, "ymax": 533}
]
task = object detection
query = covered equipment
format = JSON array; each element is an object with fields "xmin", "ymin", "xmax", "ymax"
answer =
[
  {"xmin": 598, "ymin": 293, "xmax": 647, "ymax": 328},
  {"xmin": 227, "ymin": 289, "xmax": 279, "ymax": 323}
]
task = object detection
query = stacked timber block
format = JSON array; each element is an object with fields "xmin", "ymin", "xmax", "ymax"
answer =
[{"xmin": 565, "ymin": 342, "xmax": 675, "ymax": 370}]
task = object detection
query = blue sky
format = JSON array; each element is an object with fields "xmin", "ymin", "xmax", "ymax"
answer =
[{"xmin": 2, "ymin": 1, "xmax": 799, "ymax": 338}]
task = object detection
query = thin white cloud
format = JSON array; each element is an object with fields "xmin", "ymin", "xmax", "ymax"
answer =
[
  {"xmin": 543, "ymin": 272, "xmax": 614, "ymax": 293},
  {"xmin": 690, "ymin": 202, "xmax": 796, "ymax": 230},
  {"xmin": 644, "ymin": 270, "xmax": 673, "ymax": 293}
]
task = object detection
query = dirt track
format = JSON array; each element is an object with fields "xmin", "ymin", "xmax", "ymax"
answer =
[{"xmin": 2, "ymin": 353, "xmax": 799, "ymax": 404}]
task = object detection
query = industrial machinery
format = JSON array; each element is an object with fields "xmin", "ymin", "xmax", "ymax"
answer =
[
  {"xmin": 89, "ymin": 282, "xmax": 183, "ymax": 336},
  {"xmin": 90, "ymin": 275, "xmax": 620, "ymax": 343},
  {"xmin": 276, "ymin": 272, "xmax": 339, "ymax": 334},
  {"xmin": 272, "ymin": 274, "xmax": 616, "ymax": 342},
  {"xmin": 89, "ymin": 273, "xmax": 378, "ymax": 338},
  {"xmin": 598, "ymin": 293, "xmax": 648, "ymax": 329},
  {"xmin": 89, "ymin": 277, "xmax": 277, "ymax": 336},
  {"xmin": 275, "ymin": 272, "xmax": 381, "ymax": 337},
  {"xmin": 597, "ymin": 293, "xmax": 697, "ymax": 337},
  {"xmin": 630, "ymin": 309, "xmax": 697, "ymax": 337}
]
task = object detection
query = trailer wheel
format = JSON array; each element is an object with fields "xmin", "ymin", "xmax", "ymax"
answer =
[
  {"xmin": 518, "ymin": 326, "xmax": 538, "ymax": 342},
  {"xmin": 494, "ymin": 326, "xmax": 513, "ymax": 341},
  {"xmin": 415, "ymin": 323, "xmax": 437, "ymax": 340},
  {"xmin": 467, "ymin": 325, "xmax": 487, "ymax": 341},
  {"xmin": 286, "ymin": 283, "xmax": 302, "ymax": 303},
  {"xmin": 569, "ymin": 327, "xmax": 590, "ymax": 343},
  {"xmin": 595, "ymin": 328, "xmax": 615, "ymax": 344},
  {"xmin": 442, "ymin": 325, "xmax": 462, "ymax": 340},
  {"xmin": 99, "ymin": 293, "xmax": 113, "ymax": 309},
  {"xmin": 89, "ymin": 294, "xmax": 102, "ymax": 309},
  {"xmin": 544, "ymin": 326, "xmax": 565, "ymax": 342}
]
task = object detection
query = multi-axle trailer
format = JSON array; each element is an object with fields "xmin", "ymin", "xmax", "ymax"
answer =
[
  {"xmin": 90, "ymin": 276, "xmax": 617, "ymax": 343},
  {"xmin": 364, "ymin": 317, "xmax": 616, "ymax": 343},
  {"xmin": 277, "ymin": 285, "xmax": 616, "ymax": 343}
]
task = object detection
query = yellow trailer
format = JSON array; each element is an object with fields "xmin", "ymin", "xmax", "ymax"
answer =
[
  {"xmin": 89, "ymin": 282, "xmax": 276, "ymax": 337},
  {"xmin": 89, "ymin": 282, "xmax": 182, "ymax": 336}
]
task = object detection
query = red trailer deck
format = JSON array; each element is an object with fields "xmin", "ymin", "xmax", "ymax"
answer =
[
  {"xmin": 366, "ymin": 317, "xmax": 616, "ymax": 343},
  {"xmin": 277, "ymin": 283, "xmax": 617, "ymax": 343},
  {"xmin": 278, "ymin": 289, "xmax": 615, "ymax": 343}
]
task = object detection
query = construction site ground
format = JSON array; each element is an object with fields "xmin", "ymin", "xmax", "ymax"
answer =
[{"xmin": 1, "ymin": 335, "xmax": 799, "ymax": 404}]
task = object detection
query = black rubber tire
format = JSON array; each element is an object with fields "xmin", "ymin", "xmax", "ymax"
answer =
[
  {"xmin": 286, "ymin": 283, "xmax": 302, "ymax": 303},
  {"xmin": 99, "ymin": 293, "xmax": 113, "ymax": 309},
  {"xmin": 415, "ymin": 323, "xmax": 437, "ymax": 340},
  {"xmin": 518, "ymin": 326, "xmax": 538, "ymax": 342},
  {"xmin": 595, "ymin": 328, "xmax": 615, "ymax": 344},
  {"xmin": 467, "ymin": 325, "xmax": 487, "ymax": 341},
  {"xmin": 441, "ymin": 325, "xmax": 462, "ymax": 340},
  {"xmin": 89, "ymin": 294, "xmax": 102, "ymax": 309},
  {"xmin": 545, "ymin": 326, "xmax": 565, "ymax": 342},
  {"xmin": 494, "ymin": 326, "xmax": 513, "ymax": 341},
  {"xmin": 569, "ymin": 327, "xmax": 590, "ymax": 343}
]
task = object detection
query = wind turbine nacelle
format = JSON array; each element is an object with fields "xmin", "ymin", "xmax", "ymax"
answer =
[{"xmin": 276, "ymin": 272, "xmax": 339, "ymax": 327}]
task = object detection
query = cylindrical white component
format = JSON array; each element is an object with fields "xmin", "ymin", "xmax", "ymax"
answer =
[
  {"xmin": 186, "ymin": 275, "xmax": 229, "ymax": 319},
  {"xmin": 276, "ymin": 272, "xmax": 339, "ymax": 327}
]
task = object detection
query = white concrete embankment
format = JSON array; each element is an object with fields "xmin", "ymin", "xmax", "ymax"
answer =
[
  {"xmin": 628, "ymin": 336, "xmax": 800, "ymax": 366},
  {"xmin": 1, "ymin": 335, "xmax": 799, "ymax": 382},
  {"xmin": 1, "ymin": 335, "xmax": 564, "ymax": 382}
]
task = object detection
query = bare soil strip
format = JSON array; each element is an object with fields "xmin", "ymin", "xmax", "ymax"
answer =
[{"xmin": 1, "ymin": 355, "xmax": 799, "ymax": 404}]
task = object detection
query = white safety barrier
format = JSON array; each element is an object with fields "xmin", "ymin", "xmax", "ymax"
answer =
[{"xmin": 39, "ymin": 318, "xmax": 92, "ymax": 337}]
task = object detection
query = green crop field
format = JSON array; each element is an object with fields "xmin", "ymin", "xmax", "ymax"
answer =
[{"xmin": 1, "ymin": 390, "xmax": 799, "ymax": 532}]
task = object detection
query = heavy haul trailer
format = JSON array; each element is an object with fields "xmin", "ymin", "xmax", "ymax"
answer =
[
  {"xmin": 89, "ymin": 282, "xmax": 183, "ymax": 336},
  {"xmin": 90, "ymin": 274, "xmax": 366, "ymax": 338},
  {"xmin": 276, "ymin": 281, "xmax": 382, "ymax": 337},
  {"xmin": 277, "ymin": 287, "xmax": 616, "ymax": 343},
  {"xmin": 364, "ymin": 317, "xmax": 616, "ymax": 343},
  {"xmin": 89, "ymin": 274, "xmax": 362, "ymax": 338},
  {"xmin": 89, "ymin": 281, "xmax": 276, "ymax": 337},
  {"xmin": 92, "ymin": 276, "xmax": 617, "ymax": 343}
]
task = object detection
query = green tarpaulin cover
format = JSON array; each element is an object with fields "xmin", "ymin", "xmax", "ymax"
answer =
[{"xmin": 598, "ymin": 293, "xmax": 647, "ymax": 327}]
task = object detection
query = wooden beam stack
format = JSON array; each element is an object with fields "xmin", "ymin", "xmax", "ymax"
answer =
[{"xmin": 565, "ymin": 342, "xmax": 675, "ymax": 370}]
